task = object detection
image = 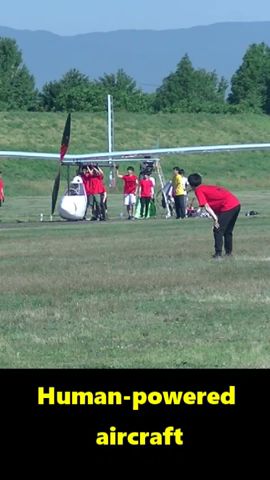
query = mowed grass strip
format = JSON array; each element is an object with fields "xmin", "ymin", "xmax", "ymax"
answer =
[{"xmin": 1, "ymin": 211, "xmax": 270, "ymax": 368}]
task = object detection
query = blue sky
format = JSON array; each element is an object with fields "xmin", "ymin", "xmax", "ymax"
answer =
[{"xmin": 2, "ymin": 0, "xmax": 270, "ymax": 35}]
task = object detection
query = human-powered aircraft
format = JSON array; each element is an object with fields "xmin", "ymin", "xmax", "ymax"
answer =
[{"xmin": 1, "ymin": 113, "xmax": 270, "ymax": 220}]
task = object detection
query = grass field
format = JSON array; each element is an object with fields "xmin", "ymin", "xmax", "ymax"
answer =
[
  {"xmin": 0, "ymin": 112, "xmax": 270, "ymax": 368},
  {"xmin": 0, "ymin": 192, "xmax": 269, "ymax": 368}
]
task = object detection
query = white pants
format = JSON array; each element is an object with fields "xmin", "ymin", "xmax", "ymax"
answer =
[{"xmin": 124, "ymin": 194, "xmax": 136, "ymax": 206}]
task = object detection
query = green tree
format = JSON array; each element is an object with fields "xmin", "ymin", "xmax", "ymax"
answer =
[
  {"xmin": 57, "ymin": 69, "xmax": 94, "ymax": 111},
  {"xmin": 0, "ymin": 37, "xmax": 38, "ymax": 110},
  {"xmin": 228, "ymin": 43, "xmax": 270, "ymax": 113},
  {"xmin": 41, "ymin": 69, "xmax": 92, "ymax": 111},
  {"xmin": 39, "ymin": 80, "xmax": 62, "ymax": 111},
  {"xmin": 41, "ymin": 67, "xmax": 153, "ymax": 113},
  {"xmin": 154, "ymin": 54, "xmax": 227, "ymax": 113},
  {"xmin": 41, "ymin": 69, "xmax": 107, "ymax": 112},
  {"xmin": 98, "ymin": 68, "xmax": 151, "ymax": 111}
]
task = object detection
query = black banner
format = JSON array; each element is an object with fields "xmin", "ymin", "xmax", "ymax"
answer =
[{"xmin": 0, "ymin": 369, "xmax": 268, "ymax": 466}]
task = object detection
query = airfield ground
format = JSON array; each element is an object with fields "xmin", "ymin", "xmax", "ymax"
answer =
[{"xmin": 0, "ymin": 191, "xmax": 269, "ymax": 368}]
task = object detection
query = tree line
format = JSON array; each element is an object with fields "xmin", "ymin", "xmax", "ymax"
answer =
[{"xmin": 1, "ymin": 37, "xmax": 270, "ymax": 114}]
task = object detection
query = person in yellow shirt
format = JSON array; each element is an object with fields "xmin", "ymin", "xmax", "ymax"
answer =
[{"xmin": 172, "ymin": 167, "xmax": 185, "ymax": 219}]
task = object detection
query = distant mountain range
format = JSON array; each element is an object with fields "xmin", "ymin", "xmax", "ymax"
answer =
[{"xmin": 1, "ymin": 22, "xmax": 270, "ymax": 91}]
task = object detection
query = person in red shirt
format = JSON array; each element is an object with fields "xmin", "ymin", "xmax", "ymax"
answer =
[
  {"xmin": 188, "ymin": 173, "xmax": 241, "ymax": 259},
  {"xmin": 81, "ymin": 165, "xmax": 107, "ymax": 221},
  {"xmin": 80, "ymin": 165, "xmax": 93, "ymax": 219},
  {"xmin": 93, "ymin": 165, "xmax": 107, "ymax": 221},
  {"xmin": 138, "ymin": 172, "xmax": 154, "ymax": 218},
  {"xmin": 116, "ymin": 166, "xmax": 138, "ymax": 220},
  {"xmin": 0, "ymin": 171, "xmax": 5, "ymax": 207}
]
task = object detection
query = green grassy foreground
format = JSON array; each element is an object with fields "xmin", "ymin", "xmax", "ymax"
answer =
[{"xmin": 0, "ymin": 192, "xmax": 269, "ymax": 368}]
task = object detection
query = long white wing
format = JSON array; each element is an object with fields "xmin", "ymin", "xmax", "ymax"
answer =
[
  {"xmin": 0, "ymin": 151, "xmax": 59, "ymax": 160},
  {"xmin": 1, "ymin": 142, "xmax": 270, "ymax": 164}
]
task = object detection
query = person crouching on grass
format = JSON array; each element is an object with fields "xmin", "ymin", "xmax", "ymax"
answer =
[
  {"xmin": 116, "ymin": 165, "xmax": 138, "ymax": 220},
  {"xmin": 188, "ymin": 173, "xmax": 241, "ymax": 259}
]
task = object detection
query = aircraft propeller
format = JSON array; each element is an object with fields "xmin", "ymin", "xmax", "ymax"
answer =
[{"xmin": 51, "ymin": 113, "xmax": 71, "ymax": 216}]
